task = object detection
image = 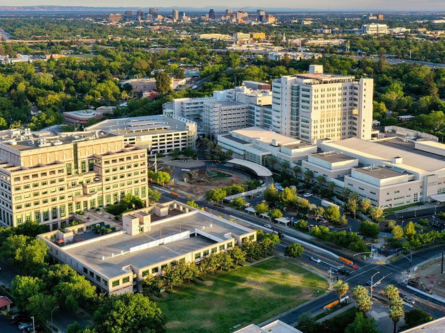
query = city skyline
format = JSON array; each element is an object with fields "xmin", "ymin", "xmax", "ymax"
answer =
[{"xmin": 1, "ymin": 0, "xmax": 445, "ymax": 11}]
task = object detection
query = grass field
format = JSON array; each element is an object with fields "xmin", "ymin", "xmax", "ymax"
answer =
[{"xmin": 156, "ymin": 257, "xmax": 328, "ymax": 333}]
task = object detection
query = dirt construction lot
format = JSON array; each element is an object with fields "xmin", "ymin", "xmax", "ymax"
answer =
[
  {"xmin": 412, "ymin": 258, "xmax": 445, "ymax": 298},
  {"xmin": 176, "ymin": 169, "xmax": 251, "ymax": 195}
]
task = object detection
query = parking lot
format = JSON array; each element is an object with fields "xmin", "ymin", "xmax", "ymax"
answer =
[{"xmin": 0, "ymin": 314, "xmax": 21, "ymax": 333}]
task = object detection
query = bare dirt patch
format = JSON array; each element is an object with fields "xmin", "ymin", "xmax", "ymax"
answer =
[{"xmin": 412, "ymin": 257, "xmax": 445, "ymax": 297}]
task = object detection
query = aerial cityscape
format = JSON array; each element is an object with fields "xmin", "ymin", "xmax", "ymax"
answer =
[{"xmin": 1, "ymin": 2, "xmax": 445, "ymax": 333}]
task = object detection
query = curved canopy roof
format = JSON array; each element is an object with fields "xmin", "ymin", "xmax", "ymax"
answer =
[{"xmin": 228, "ymin": 159, "xmax": 273, "ymax": 177}]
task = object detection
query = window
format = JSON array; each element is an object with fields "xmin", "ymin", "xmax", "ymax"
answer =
[
  {"xmin": 161, "ymin": 264, "xmax": 168, "ymax": 271},
  {"xmin": 83, "ymin": 267, "xmax": 88, "ymax": 274},
  {"xmin": 211, "ymin": 247, "xmax": 217, "ymax": 254},
  {"xmin": 102, "ymin": 279, "xmax": 107, "ymax": 286},
  {"xmin": 112, "ymin": 280, "xmax": 120, "ymax": 287},
  {"xmin": 142, "ymin": 270, "xmax": 149, "ymax": 277},
  {"xmin": 123, "ymin": 276, "xmax": 130, "ymax": 284},
  {"xmin": 219, "ymin": 245, "xmax": 225, "ymax": 251},
  {"xmin": 81, "ymin": 161, "xmax": 87, "ymax": 173},
  {"xmin": 195, "ymin": 253, "xmax": 201, "ymax": 259},
  {"xmin": 227, "ymin": 242, "xmax": 233, "ymax": 248},
  {"xmin": 96, "ymin": 275, "xmax": 101, "ymax": 282},
  {"xmin": 152, "ymin": 267, "xmax": 159, "ymax": 274}
]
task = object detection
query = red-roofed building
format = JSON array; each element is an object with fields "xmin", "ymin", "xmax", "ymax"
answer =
[{"xmin": 0, "ymin": 296, "xmax": 13, "ymax": 312}]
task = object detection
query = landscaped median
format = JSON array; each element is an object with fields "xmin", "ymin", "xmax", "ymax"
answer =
[{"xmin": 156, "ymin": 257, "xmax": 328, "ymax": 333}]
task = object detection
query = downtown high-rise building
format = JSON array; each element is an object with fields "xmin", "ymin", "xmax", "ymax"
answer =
[
  {"xmin": 172, "ymin": 9, "xmax": 179, "ymax": 21},
  {"xmin": 209, "ymin": 9, "xmax": 216, "ymax": 19},
  {"xmin": 271, "ymin": 65, "xmax": 374, "ymax": 144}
]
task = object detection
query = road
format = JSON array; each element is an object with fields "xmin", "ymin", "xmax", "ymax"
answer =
[{"xmin": 159, "ymin": 190, "xmax": 445, "ymax": 325}]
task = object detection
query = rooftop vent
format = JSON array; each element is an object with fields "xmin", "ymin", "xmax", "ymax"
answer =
[{"xmin": 391, "ymin": 156, "xmax": 403, "ymax": 164}]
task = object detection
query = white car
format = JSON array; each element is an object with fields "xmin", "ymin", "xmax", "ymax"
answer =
[
  {"xmin": 264, "ymin": 224, "xmax": 272, "ymax": 229},
  {"xmin": 303, "ymin": 193, "xmax": 313, "ymax": 198},
  {"xmin": 310, "ymin": 256, "xmax": 321, "ymax": 263}
]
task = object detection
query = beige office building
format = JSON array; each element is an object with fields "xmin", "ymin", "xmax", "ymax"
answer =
[
  {"xmin": 0, "ymin": 128, "xmax": 148, "ymax": 229},
  {"xmin": 38, "ymin": 201, "xmax": 255, "ymax": 295}
]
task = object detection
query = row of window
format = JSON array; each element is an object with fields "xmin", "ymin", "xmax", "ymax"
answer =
[{"xmin": 14, "ymin": 169, "xmax": 64, "ymax": 182}]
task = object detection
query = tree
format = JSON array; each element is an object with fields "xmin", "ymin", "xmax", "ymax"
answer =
[
  {"xmin": 227, "ymin": 246, "xmax": 246, "ymax": 265},
  {"xmin": 304, "ymin": 169, "xmax": 314, "ymax": 182},
  {"xmin": 232, "ymin": 197, "xmax": 246, "ymax": 209},
  {"xmin": 54, "ymin": 274, "xmax": 96, "ymax": 311},
  {"xmin": 368, "ymin": 206, "xmax": 383, "ymax": 221},
  {"xmin": 297, "ymin": 198, "xmax": 310, "ymax": 212},
  {"xmin": 279, "ymin": 187, "xmax": 298, "ymax": 207},
  {"xmin": 345, "ymin": 313, "xmax": 379, "ymax": 333},
  {"xmin": 155, "ymin": 72, "xmax": 172, "ymax": 94},
  {"xmin": 401, "ymin": 309, "xmax": 433, "ymax": 330},
  {"xmin": 342, "ymin": 187, "xmax": 352, "ymax": 201},
  {"xmin": 256, "ymin": 230, "xmax": 281, "ymax": 246},
  {"xmin": 162, "ymin": 265, "xmax": 183, "ymax": 289},
  {"xmin": 148, "ymin": 188, "xmax": 161, "ymax": 203},
  {"xmin": 269, "ymin": 209, "xmax": 283, "ymax": 221},
  {"xmin": 360, "ymin": 199, "xmax": 371, "ymax": 213},
  {"xmin": 384, "ymin": 285, "xmax": 400, "ymax": 304},
  {"xmin": 27, "ymin": 293, "xmax": 58, "ymax": 323},
  {"xmin": 186, "ymin": 201, "xmax": 200, "ymax": 209},
  {"xmin": 389, "ymin": 304, "xmax": 404, "ymax": 333},
  {"xmin": 333, "ymin": 280, "xmax": 349, "ymax": 303},
  {"xmin": 141, "ymin": 274, "xmax": 163, "ymax": 296},
  {"xmin": 218, "ymin": 252, "xmax": 234, "ymax": 271},
  {"xmin": 324, "ymin": 205, "xmax": 340, "ymax": 223},
  {"xmin": 346, "ymin": 199, "xmax": 358, "ymax": 218},
  {"xmin": 337, "ymin": 214, "xmax": 348, "ymax": 226},
  {"xmin": 266, "ymin": 156, "xmax": 277, "ymax": 170},
  {"xmin": 284, "ymin": 243, "xmax": 304, "ymax": 258},
  {"xmin": 313, "ymin": 206, "xmax": 324, "ymax": 217},
  {"xmin": 327, "ymin": 181, "xmax": 336, "ymax": 193},
  {"xmin": 404, "ymin": 221, "xmax": 417, "ymax": 241},
  {"xmin": 206, "ymin": 188, "xmax": 227, "ymax": 203},
  {"xmin": 293, "ymin": 165, "xmax": 301, "ymax": 177},
  {"xmin": 263, "ymin": 184, "xmax": 279, "ymax": 203},
  {"xmin": 254, "ymin": 202, "xmax": 269, "ymax": 214},
  {"xmin": 11, "ymin": 276, "xmax": 45, "ymax": 310},
  {"xmin": 93, "ymin": 293, "xmax": 166, "ymax": 333},
  {"xmin": 392, "ymin": 225, "xmax": 404, "ymax": 240},
  {"xmin": 353, "ymin": 286, "xmax": 373, "ymax": 313},
  {"xmin": 316, "ymin": 175, "xmax": 326, "ymax": 186},
  {"xmin": 359, "ymin": 221, "xmax": 380, "ymax": 239},
  {"xmin": 296, "ymin": 219, "xmax": 308, "ymax": 231}
]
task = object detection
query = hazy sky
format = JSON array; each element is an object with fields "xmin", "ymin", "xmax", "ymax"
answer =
[{"xmin": 2, "ymin": 0, "xmax": 444, "ymax": 11}]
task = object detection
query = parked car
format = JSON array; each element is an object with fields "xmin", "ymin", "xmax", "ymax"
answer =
[
  {"xmin": 303, "ymin": 193, "xmax": 313, "ymax": 198},
  {"xmin": 264, "ymin": 224, "xmax": 272, "ymax": 229},
  {"xmin": 310, "ymin": 256, "xmax": 321, "ymax": 263},
  {"xmin": 18, "ymin": 322, "xmax": 33, "ymax": 330},
  {"xmin": 403, "ymin": 296, "xmax": 415, "ymax": 305}
]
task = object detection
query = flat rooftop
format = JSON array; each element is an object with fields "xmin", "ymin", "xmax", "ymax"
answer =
[
  {"xmin": 85, "ymin": 116, "xmax": 192, "ymax": 137},
  {"xmin": 230, "ymin": 127, "xmax": 301, "ymax": 146},
  {"xmin": 324, "ymin": 138, "xmax": 445, "ymax": 173},
  {"xmin": 353, "ymin": 166, "xmax": 406, "ymax": 180},
  {"xmin": 222, "ymin": 134, "xmax": 250, "ymax": 145},
  {"xmin": 0, "ymin": 129, "xmax": 116, "ymax": 152},
  {"xmin": 296, "ymin": 73, "xmax": 354, "ymax": 81},
  {"xmin": 63, "ymin": 209, "xmax": 252, "ymax": 278},
  {"xmin": 204, "ymin": 100, "xmax": 248, "ymax": 107},
  {"xmin": 64, "ymin": 110, "xmax": 103, "ymax": 119},
  {"xmin": 311, "ymin": 152, "xmax": 357, "ymax": 163}
]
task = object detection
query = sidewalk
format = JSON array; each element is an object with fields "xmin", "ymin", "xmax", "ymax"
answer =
[{"xmin": 315, "ymin": 302, "xmax": 355, "ymax": 323}]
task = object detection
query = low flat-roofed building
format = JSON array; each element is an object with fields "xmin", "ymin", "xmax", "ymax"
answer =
[
  {"xmin": 63, "ymin": 110, "xmax": 104, "ymax": 126},
  {"xmin": 308, "ymin": 137, "xmax": 445, "ymax": 207},
  {"xmin": 38, "ymin": 201, "xmax": 255, "ymax": 295},
  {"xmin": 85, "ymin": 115, "xmax": 197, "ymax": 155},
  {"xmin": 400, "ymin": 316, "xmax": 445, "ymax": 332},
  {"xmin": 302, "ymin": 151, "xmax": 359, "ymax": 182},
  {"xmin": 218, "ymin": 127, "xmax": 317, "ymax": 166},
  {"xmin": 235, "ymin": 320, "xmax": 302, "ymax": 333}
]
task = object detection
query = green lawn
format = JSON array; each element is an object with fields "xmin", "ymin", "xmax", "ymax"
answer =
[{"xmin": 156, "ymin": 257, "xmax": 328, "ymax": 333}]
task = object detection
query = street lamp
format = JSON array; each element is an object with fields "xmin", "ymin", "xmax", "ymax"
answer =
[
  {"xmin": 370, "ymin": 271, "xmax": 380, "ymax": 299},
  {"xmin": 31, "ymin": 316, "xmax": 35, "ymax": 333},
  {"xmin": 51, "ymin": 305, "xmax": 59, "ymax": 330}
]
